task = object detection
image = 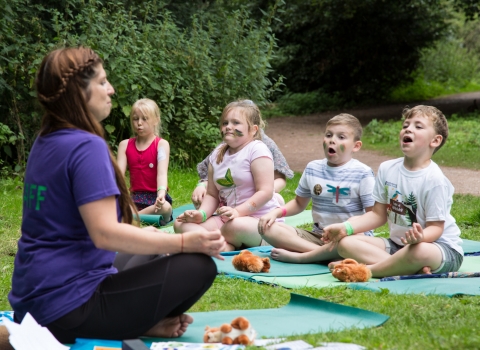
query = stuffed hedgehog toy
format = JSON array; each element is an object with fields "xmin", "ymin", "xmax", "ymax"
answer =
[
  {"xmin": 204, "ymin": 316, "xmax": 257, "ymax": 345},
  {"xmin": 232, "ymin": 250, "xmax": 270, "ymax": 273},
  {"xmin": 331, "ymin": 258, "xmax": 372, "ymax": 282}
]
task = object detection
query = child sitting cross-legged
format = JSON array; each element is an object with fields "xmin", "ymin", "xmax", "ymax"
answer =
[
  {"xmin": 117, "ymin": 98, "xmax": 173, "ymax": 223},
  {"xmin": 175, "ymin": 99, "xmax": 283, "ymax": 251},
  {"xmin": 324, "ymin": 105, "xmax": 463, "ymax": 281},
  {"xmin": 258, "ymin": 113, "xmax": 375, "ymax": 263}
]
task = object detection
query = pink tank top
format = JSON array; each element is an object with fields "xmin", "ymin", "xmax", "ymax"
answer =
[{"xmin": 126, "ymin": 137, "xmax": 160, "ymax": 192}]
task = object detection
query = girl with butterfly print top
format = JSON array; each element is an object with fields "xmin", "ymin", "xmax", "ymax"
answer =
[{"xmin": 175, "ymin": 100, "xmax": 283, "ymax": 251}]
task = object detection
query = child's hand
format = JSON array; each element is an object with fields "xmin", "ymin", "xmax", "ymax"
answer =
[
  {"xmin": 192, "ymin": 185, "xmax": 207, "ymax": 209},
  {"xmin": 322, "ymin": 223, "xmax": 347, "ymax": 244},
  {"xmin": 401, "ymin": 222, "xmax": 424, "ymax": 245},
  {"xmin": 216, "ymin": 206, "xmax": 239, "ymax": 221},
  {"xmin": 258, "ymin": 211, "xmax": 279, "ymax": 234},
  {"xmin": 176, "ymin": 210, "xmax": 203, "ymax": 224},
  {"xmin": 155, "ymin": 191, "xmax": 166, "ymax": 213}
]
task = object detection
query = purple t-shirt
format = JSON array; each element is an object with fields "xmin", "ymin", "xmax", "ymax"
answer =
[{"xmin": 9, "ymin": 129, "xmax": 120, "ymax": 325}]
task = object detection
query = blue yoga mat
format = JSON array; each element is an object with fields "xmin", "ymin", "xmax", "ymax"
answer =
[
  {"xmin": 216, "ymin": 246, "xmax": 331, "ymax": 278},
  {"xmin": 69, "ymin": 293, "xmax": 389, "ymax": 349}
]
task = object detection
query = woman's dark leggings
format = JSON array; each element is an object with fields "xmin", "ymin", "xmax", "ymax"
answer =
[{"xmin": 45, "ymin": 253, "xmax": 217, "ymax": 343}]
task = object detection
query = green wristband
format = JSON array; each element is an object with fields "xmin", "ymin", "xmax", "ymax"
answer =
[
  {"xmin": 196, "ymin": 182, "xmax": 207, "ymax": 187},
  {"xmin": 343, "ymin": 221, "xmax": 354, "ymax": 236},
  {"xmin": 198, "ymin": 209, "xmax": 207, "ymax": 223},
  {"xmin": 157, "ymin": 186, "xmax": 167, "ymax": 192}
]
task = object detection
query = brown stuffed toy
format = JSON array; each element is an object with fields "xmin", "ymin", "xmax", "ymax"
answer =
[
  {"xmin": 204, "ymin": 316, "xmax": 257, "ymax": 345},
  {"xmin": 331, "ymin": 258, "xmax": 372, "ymax": 282},
  {"xmin": 232, "ymin": 250, "xmax": 270, "ymax": 273}
]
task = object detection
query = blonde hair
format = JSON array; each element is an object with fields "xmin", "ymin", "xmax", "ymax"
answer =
[
  {"xmin": 130, "ymin": 98, "xmax": 161, "ymax": 136},
  {"xmin": 326, "ymin": 113, "xmax": 363, "ymax": 141},
  {"xmin": 216, "ymin": 99, "xmax": 265, "ymax": 164},
  {"xmin": 402, "ymin": 105, "xmax": 448, "ymax": 154}
]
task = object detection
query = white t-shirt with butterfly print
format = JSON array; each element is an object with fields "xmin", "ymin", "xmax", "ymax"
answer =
[{"xmin": 295, "ymin": 158, "xmax": 375, "ymax": 235}]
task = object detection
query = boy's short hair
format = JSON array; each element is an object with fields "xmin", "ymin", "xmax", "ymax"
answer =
[
  {"xmin": 326, "ymin": 113, "xmax": 363, "ymax": 141},
  {"xmin": 402, "ymin": 105, "xmax": 448, "ymax": 154}
]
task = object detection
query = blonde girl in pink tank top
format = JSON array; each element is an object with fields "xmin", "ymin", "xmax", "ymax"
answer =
[{"xmin": 117, "ymin": 98, "xmax": 172, "ymax": 221}]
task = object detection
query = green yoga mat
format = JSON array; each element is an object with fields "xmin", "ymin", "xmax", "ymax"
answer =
[
  {"xmin": 215, "ymin": 251, "xmax": 331, "ymax": 278},
  {"xmin": 69, "ymin": 293, "xmax": 388, "ymax": 349},
  {"xmin": 349, "ymin": 277, "xmax": 480, "ymax": 296},
  {"xmin": 461, "ymin": 239, "xmax": 480, "ymax": 253},
  {"xmin": 253, "ymin": 273, "xmax": 378, "ymax": 289},
  {"xmin": 252, "ymin": 256, "xmax": 480, "ymax": 290},
  {"xmin": 348, "ymin": 256, "xmax": 480, "ymax": 296},
  {"xmin": 136, "ymin": 203, "xmax": 195, "ymax": 227}
]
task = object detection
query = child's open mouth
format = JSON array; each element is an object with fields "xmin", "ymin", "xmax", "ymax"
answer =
[
  {"xmin": 403, "ymin": 136, "xmax": 413, "ymax": 143},
  {"xmin": 328, "ymin": 147, "xmax": 336, "ymax": 155}
]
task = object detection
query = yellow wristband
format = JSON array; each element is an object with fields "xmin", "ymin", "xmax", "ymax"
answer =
[
  {"xmin": 196, "ymin": 182, "xmax": 207, "ymax": 187},
  {"xmin": 157, "ymin": 186, "xmax": 167, "ymax": 192}
]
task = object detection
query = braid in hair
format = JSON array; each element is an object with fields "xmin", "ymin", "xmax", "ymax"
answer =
[
  {"xmin": 38, "ymin": 56, "xmax": 98, "ymax": 103},
  {"xmin": 36, "ymin": 47, "xmax": 137, "ymax": 224}
]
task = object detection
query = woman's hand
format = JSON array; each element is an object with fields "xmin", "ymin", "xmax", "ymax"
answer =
[
  {"xmin": 216, "ymin": 206, "xmax": 239, "ymax": 222},
  {"xmin": 176, "ymin": 210, "xmax": 204, "ymax": 224},
  {"xmin": 401, "ymin": 222, "xmax": 424, "ymax": 245},
  {"xmin": 191, "ymin": 185, "xmax": 207, "ymax": 209},
  {"xmin": 258, "ymin": 210, "xmax": 280, "ymax": 234},
  {"xmin": 183, "ymin": 230, "xmax": 226, "ymax": 260},
  {"xmin": 155, "ymin": 190, "xmax": 166, "ymax": 213}
]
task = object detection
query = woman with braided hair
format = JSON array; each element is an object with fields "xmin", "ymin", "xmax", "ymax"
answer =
[{"xmin": 8, "ymin": 47, "xmax": 225, "ymax": 343}]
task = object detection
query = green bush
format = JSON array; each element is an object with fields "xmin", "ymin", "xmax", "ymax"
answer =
[
  {"xmin": 274, "ymin": 89, "xmax": 346, "ymax": 116},
  {"xmin": 0, "ymin": 0, "xmax": 283, "ymax": 169},
  {"xmin": 269, "ymin": 0, "xmax": 450, "ymax": 102},
  {"xmin": 420, "ymin": 39, "xmax": 480, "ymax": 88}
]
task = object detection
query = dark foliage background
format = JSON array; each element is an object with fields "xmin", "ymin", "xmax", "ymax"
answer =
[{"xmin": 2, "ymin": 0, "xmax": 476, "ymax": 172}]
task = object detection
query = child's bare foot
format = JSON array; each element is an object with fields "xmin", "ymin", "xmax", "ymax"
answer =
[
  {"xmin": 270, "ymin": 248, "xmax": 302, "ymax": 263},
  {"xmin": 144, "ymin": 314, "xmax": 193, "ymax": 338},
  {"xmin": 416, "ymin": 266, "xmax": 432, "ymax": 274},
  {"xmin": 327, "ymin": 259, "xmax": 343, "ymax": 271}
]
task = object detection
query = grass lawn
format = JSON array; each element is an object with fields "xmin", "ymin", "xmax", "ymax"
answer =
[
  {"xmin": 2, "ymin": 175, "xmax": 480, "ymax": 349},
  {"xmin": 1, "ymin": 116, "xmax": 480, "ymax": 349}
]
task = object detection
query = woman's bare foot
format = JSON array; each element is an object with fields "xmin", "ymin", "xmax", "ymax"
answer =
[
  {"xmin": 270, "ymin": 248, "xmax": 303, "ymax": 263},
  {"xmin": 144, "ymin": 314, "xmax": 194, "ymax": 338}
]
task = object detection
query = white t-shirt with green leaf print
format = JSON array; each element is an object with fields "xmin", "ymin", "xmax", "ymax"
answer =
[{"xmin": 209, "ymin": 140, "xmax": 282, "ymax": 219}]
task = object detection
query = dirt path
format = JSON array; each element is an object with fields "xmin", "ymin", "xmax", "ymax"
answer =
[{"xmin": 265, "ymin": 91, "xmax": 480, "ymax": 195}]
